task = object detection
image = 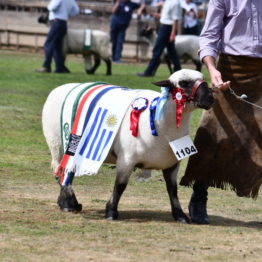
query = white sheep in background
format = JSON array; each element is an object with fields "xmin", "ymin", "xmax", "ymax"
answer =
[
  {"xmin": 42, "ymin": 69, "xmax": 213, "ymax": 223},
  {"xmin": 63, "ymin": 28, "xmax": 112, "ymax": 75},
  {"xmin": 140, "ymin": 27, "xmax": 202, "ymax": 72}
]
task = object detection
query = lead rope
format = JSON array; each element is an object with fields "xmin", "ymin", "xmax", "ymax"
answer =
[{"xmin": 212, "ymin": 84, "xmax": 262, "ymax": 110}]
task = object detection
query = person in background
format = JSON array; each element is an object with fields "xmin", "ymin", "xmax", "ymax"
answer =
[
  {"xmin": 181, "ymin": 0, "xmax": 199, "ymax": 35},
  {"xmin": 180, "ymin": 0, "xmax": 262, "ymax": 224},
  {"xmin": 110, "ymin": 0, "xmax": 141, "ymax": 63},
  {"xmin": 137, "ymin": 0, "xmax": 181, "ymax": 77},
  {"xmin": 36, "ymin": 0, "xmax": 79, "ymax": 73},
  {"xmin": 135, "ymin": 0, "xmax": 147, "ymax": 19}
]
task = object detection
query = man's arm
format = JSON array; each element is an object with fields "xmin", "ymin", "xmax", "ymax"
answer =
[
  {"xmin": 198, "ymin": 0, "xmax": 225, "ymax": 62},
  {"xmin": 203, "ymin": 55, "xmax": 230, "ymax": 90},
  {"xmin": 112, "ymin": 0, "xmax": 121, "ymax": 13},
  {"xmin": 199, "ymin": 0, "xmax": 229, "ymax": 90},
  {"xmin": 70, "ymin": 0, "xmax": 80, "ymax": 16},
  {"xmin": 170, "ymin": 19, "xmax": 178, "ymax": 43},
  {"xmin": 48, "ymin": 0, "xmax": 62, "ymax": 12}
]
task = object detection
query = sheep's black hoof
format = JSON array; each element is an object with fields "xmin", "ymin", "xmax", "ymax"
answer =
[
  {"xmin": 176, "ymin": 216, "xmax": 190, "ymax": 224},
  {"xmin": 57, "ymin": 185, "xmax": 82, "ymax": 212},
  {"xmin": 105, "ymin": 203, "xmax": 118, "ymax": 220},
  {"xmin": 85, "ymin": 70, "xmax": 95, "ymax": 75},
  {"xmin": 172, "ymin": 210, "xmax": 190, "ymax": 224}
]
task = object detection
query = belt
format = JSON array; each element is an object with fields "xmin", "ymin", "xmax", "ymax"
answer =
[{"xmin": 50, "ymin": 18, "xmax": 66, "ymax": 23}]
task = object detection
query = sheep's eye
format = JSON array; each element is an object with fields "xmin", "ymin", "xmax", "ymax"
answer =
[{"xmin": 178, "ymin": 80, "xmax": 189, "ymax": 88}]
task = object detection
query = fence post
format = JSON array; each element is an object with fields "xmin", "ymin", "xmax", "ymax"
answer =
[{"xmin": 16, "ymin": 32, "xmax": 20, "ymax": 50}]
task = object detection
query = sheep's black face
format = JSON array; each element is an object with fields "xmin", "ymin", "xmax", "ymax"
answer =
[
  {"xmin": 194, "ymin": 81, "xmax": 214, "ymax": 109},
  {"xmin": 179, "ymin": 80, "xmax": 214, "ymax": 110},
  {"xmin": 139, "ymin": 27, "xmax": 153, "ymax": 38},
  {"xmin": 153, "ymin": 78, "xmax": 214, "ymax": 110}
]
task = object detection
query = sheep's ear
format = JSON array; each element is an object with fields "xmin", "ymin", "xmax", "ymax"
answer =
[{"xmin": 153, "ymin": 80, "xmax": 174, "ymax": 88}]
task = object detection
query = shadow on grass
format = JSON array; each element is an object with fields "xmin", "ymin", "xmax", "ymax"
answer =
[
  {"xmin": 81, "ymin": 208, "xmax": 174, "ymax": 222},
  {"xmin": 209, "ymin": 215, "xmax": 262, "ymax": 229},
  {"xmin": 80, "ymin": 208, "xmax": 262, "ymax": 229}
]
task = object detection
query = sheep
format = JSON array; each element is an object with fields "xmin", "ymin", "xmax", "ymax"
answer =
[
  {"xmin": 139, "ymin": 27, "xmax": 202, "ymax": 72},
  {"xmin": 63, "ymin": 28, "xmax": 112, "ymax": 75},
  {"xmin": 42, "ymin": 69, "xmax": 213, "ymax": 223}
]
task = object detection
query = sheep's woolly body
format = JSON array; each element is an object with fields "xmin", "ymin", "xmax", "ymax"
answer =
[
  {"xmin": 42, "ymin": 70, "xmax": 203, "ymax": 173},
  {"xmin": 141, "ymin": 30, "xmax": 201, "ymax": 71},
  {"xmin": 64, "ymin": 29, "xmax": 110, "ymax": 59},
  {"xmin": 42, "ymin": 83, "xmax": 78, "ymax": 171},
  {"xmin": 62, "ymin": 28, "xmax": 112, "ymax": 75},
  {"xmin": 169, "ymin": 69, "xmax": 203, "ymax": 85},
  {"xmin": 42, "ymin": 69, "xmax": 213, "ymax": 222},
  {"xmin": 175, "ymin": 35, "xmax": 200, "ymax": 62}
]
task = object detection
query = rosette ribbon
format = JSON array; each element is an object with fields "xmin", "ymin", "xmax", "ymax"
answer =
[
  {"xmin": 171, "ymin": 87, "xmax": 187, "ymax": 128},
  {"xmin": 155, "ymin": 87, "xmax": 169, "ymax": 121},
  {"xmin": 130, "ymin": 97, "xmax": 149, "ymax": 137},
  {"xmin": 149, "ymin": 97, "xmax": 160, "ymax": 136}
]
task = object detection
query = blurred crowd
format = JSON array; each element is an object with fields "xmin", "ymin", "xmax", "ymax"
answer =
[
  {"xmin": 110, "ymin": 0, "xmax": 207, "ymax": 64},
  {"xmin": 133, "ymin": 0, "xmax": 208, "ymax": 35}
]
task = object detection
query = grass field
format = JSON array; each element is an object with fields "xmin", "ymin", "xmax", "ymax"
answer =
[{"xmin": 0, "ymin": 50, "xmax": 261, "ymax": 262}]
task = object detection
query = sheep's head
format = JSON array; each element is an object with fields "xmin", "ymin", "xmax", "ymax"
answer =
[
  {"xmin": 153, "ymin": 69, "xmax": 214, "ymax": 110},
  {"xmin": 139, "ymin": 26, "xmax": 154, "ymax": 38}
]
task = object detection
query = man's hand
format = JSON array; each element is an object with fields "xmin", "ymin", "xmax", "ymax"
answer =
[
  {"xmin": 203, "ymin": 56, "xmax": 230, "ymax": 91},
  {"xmin": 169, "ymin": 32, "xmax": 175, "ymax": 43}
]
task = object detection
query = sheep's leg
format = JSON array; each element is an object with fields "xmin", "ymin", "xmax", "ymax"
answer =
[
  {"xmin": 105, "ymin": 165, "xmax": 133, "ymax": 220},
  {"xmin": 162, "ymin": 164, "xmax": 190, "ymax": 223},
  {"xmin": 57, "ymin": 173, "xmax": 82, "ymax": 212},
  {"xmin": 84, "ymin": 54, "xmax": 101, "ymax": 74},
  {"xmin": 103, "ymin": 57, "xmax": 112, "ymax": 75}
]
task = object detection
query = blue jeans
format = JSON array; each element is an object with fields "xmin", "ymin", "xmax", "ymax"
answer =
[
  {"xmin": 110, "ymin": 22, "xmax": 128, "ymax": 62},
  {"xmin": 145, "ymin": 24, "xmax": 181, "ymax": 75},
  {"xmin": 43, "ymin": 19, "xmax": 67, "ymax": 72}
]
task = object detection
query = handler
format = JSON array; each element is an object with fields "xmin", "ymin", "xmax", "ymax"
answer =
[
  {"xmin": 180, "ymin": 0, "xmax": 262, "ymax": 224},
  {"xmin": 36, "ymin": 0, "xmax": 79, "ymax": 73},
  {"xmin": 110, "ymin": 0, "xmax": 141, "ymax": 63}
]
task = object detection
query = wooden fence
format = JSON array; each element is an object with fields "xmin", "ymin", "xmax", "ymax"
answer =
[
  {"xmin": 0, "ymin": 1, "xmax": 155, "ymax": 61},
  {"xmin": 0, "ymin": 1, "xmax": 207, "ymax": 61}
]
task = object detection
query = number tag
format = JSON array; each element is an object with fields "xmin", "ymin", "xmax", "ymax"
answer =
[{"xmin": 169, "ymin": 135, "xmax": 198, "ymax": 161}]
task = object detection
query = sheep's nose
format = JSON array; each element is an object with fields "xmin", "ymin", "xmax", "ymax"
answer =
[
  {"xmin": 208, "ymin": 93, "xmax": 214, "ymax": 103},
  {"xmin": 199, "ymin": 93, "xmax": 214, "ymax": 109}
]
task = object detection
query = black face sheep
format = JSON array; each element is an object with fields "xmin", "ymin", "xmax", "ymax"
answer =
[
  {"xmin": 42, "ymin": 69, "xmax": 214, "ymax": 223},
  {"xmin": 63, "ymin": 28, "xmax": 112, "ymax": 75}
]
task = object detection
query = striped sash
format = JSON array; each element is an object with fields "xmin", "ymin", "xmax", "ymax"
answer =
[{"xmin": 57, "ymin": 83, "xmax": 138, "ymax": 185}]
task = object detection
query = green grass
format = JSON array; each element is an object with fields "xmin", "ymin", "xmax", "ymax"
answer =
[{"xmin": 0, "ymin": 50, "xmax": 261, "ymax": 262}]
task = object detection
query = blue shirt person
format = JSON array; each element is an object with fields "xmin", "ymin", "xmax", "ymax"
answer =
[
  {"xmin": 110, "ymin": 0, "xmax": 140, "ymax": 63},
  {"xmin": 36, "ymin": 0, "xmax": 79, "ymax": 73}
]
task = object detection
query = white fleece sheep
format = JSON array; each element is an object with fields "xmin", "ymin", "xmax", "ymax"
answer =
[
  {"xmin": 42, "ymin": 69, "xmax": 213, "ymax": 222},
  {"xmin": 140, "ymin": 28, "xmax": 202, "ymax": 71},
  {"xmin": 63, "ymin": 28, "xmax": 112, "ymax": 75}
]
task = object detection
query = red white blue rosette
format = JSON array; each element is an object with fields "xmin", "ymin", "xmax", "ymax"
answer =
[
  {"xmin": 130, "ymin": 97, "xmax": 148, "ymax": 137},
  {"xmin": 132, "ymin": 97, "xmax": 148, "ymax": 110}
]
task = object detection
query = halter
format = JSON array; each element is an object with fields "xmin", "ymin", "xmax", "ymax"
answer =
[
  {"xmin": 188, "ymin": 79, "xmax": 206, "ymax": 102},
  {"xmin": 170, "ymin": 79, "xmax": 207, "ymax": 103},
  {"xmin": 170, "ymin": 79, "xmax": 207, "ymax": 127}
]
